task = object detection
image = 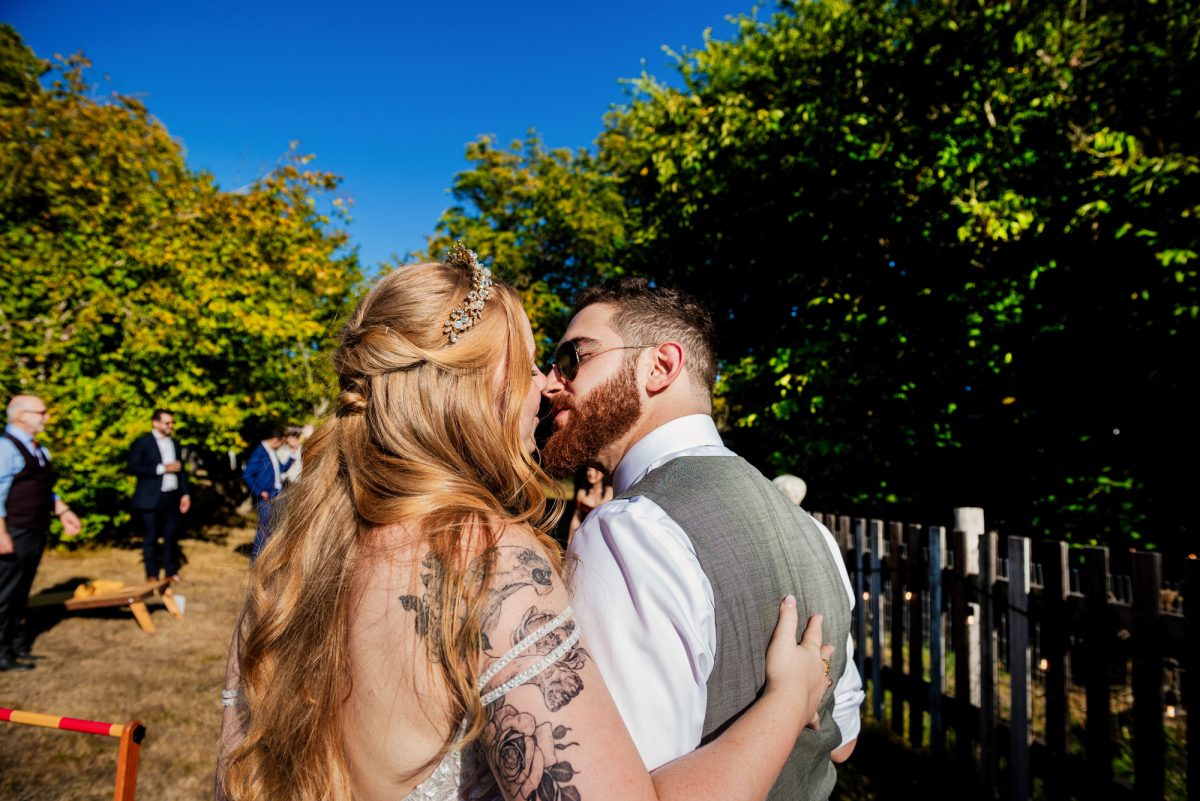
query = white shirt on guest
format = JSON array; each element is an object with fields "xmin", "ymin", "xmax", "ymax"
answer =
[
  {"xmin": 264, "ymin": 441, "xmax": 283, "ymax": 492},
  {"xmin": 152, "ymin": 430, "xmax": 178, "ymax": 492},
  {"xmin": 567, "ymin": 413, "xmax": 865, "ymax": 771}
]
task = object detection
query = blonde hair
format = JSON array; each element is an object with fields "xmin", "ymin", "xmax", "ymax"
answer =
[{"xmin": 222, "ymin": 262, "xmax": 562, "ymax": 800}]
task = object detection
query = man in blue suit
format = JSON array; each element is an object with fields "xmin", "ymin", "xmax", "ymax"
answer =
[
  {"xmin": 243, "ymin": 425, "xmax": 296, "ymax": 560},
  {"xmin": 128, "ymin": 409, "xmax": 191, "ymax": 582}
]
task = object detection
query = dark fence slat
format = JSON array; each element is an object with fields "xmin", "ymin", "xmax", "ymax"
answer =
[
  {"xmin": 869, "ymin": 519, "xmax": 885, "ymax": 721},
  {"xmin": 888, "ymin": 520, "xmax": 906, "ymax": 736},
  {"xmin": 1008, "ymin": 536, "xmax": 1032, "ymax": 801},
  {"xmin": 838, "ymin": 515, "xmax": 852, "ymax": 555},
  {"xmin": 928, "ymin": 525, "xmax": 946, "ymax": 756},
  {"xmin": 1132, "ymin": 552, "xmax": 1165, "ymax": 801},
  {"xmin": 1187, "ymin": 556, "xmax": 1200, "ymax": 801},
  {"xmin": 950, "ymin": 529, "xmax": 975, "ymax": 766},
  {"xmin": 1082, "ymin": 546, "xmax": 1114, "ymax": 794},
  {"xmin": 853, "ymin": 518, "xmax": 868, "ymax": 689},
  {"xmin": 980, "ymin": 531, "xmax": 999, "ymax": 799},
  {"xmin": 1039, "ymin": 540, "xmax": 1070, "ymax": 801},
  {"xmin": 907, "ymin": 523, "xmax": 925, "ymax": 748}
]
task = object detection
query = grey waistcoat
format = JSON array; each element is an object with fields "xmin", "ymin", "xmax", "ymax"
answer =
[{"xmin": 617, "ymin": 455, "xmax": 852, "ymax": 801}]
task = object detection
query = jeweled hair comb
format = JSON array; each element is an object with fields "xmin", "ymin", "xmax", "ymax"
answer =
[{"xmin": 442, "ymin": 241, "xmax": 493, "ymax": 344}]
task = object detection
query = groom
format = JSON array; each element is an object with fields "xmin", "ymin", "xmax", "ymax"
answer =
[{"xmin": 542, "ymin": 278, "xmax": 863, "ymax": 801}]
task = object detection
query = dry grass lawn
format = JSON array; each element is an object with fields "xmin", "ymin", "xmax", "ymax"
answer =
[{"xmin": 0, "ymin": 525, "xmax": 254, "ymax": 801}]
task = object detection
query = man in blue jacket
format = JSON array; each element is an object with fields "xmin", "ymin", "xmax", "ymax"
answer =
[{"xmin": 243, "ymin": 425, "xmax": 296, "ymax": 560}]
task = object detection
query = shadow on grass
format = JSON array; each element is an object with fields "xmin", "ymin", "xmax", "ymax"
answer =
[
  {"xmin": 23, "ymin": 577, "xmax": 180, "ymax": 649},
  {"xmin": 833, "ymin": 724, "xmax": 981, "ymax": 801}
]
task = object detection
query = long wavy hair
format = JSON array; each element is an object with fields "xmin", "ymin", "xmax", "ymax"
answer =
[{"xmin": 221, "ymin": 262, "xmax": 562, "ymax": 801}]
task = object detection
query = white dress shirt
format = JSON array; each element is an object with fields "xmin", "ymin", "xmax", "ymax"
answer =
[
  {"xmin": 152, "ymin": 430, "xmax": 178, "ymax": 492},
  {"xmin": 264, "ymin": 442, "xmax": 283, "ymax": 492},
  {"xmin": 568, "ymin": 414, "xmax": 865, "ymax": 770}
]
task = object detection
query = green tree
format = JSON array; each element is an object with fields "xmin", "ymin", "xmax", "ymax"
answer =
[
  {"xmin": 434, "ymin": 1, "xmax": 1199, "ymax": 549},
  {"xmin": 0, "ymin": 26, "xmax": 361, "ymax": 543}
]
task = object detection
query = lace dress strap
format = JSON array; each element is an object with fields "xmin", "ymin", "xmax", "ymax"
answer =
[{"xmin": 477, "ymin": 606, "xmax": 578, "ymax": 706}]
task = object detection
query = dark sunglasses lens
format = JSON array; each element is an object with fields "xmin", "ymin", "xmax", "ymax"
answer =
[{"xmin": 554, "ymin": 342, "xmax": 579, "ymax": 380}]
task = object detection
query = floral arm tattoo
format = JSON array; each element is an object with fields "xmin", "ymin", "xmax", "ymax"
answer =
[
  {"xmin": 398, "ymin": 546, "xmax": 592, "ymax": 801},
  {"xmin": 481, "ymin": 606, "xmax": 590, "ymax": 801}
]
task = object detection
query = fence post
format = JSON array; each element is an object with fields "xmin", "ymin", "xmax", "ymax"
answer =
[
  {"xmin": 1008, "ymin": 536, "xmax": 1032, "ymax": 801},
  {"xmin": 838, "ymin": 515, "xmax": 852, "ymax": 555},
  {"xmin": 1082, "ymin": 546, "xmax": 1114, "ymax": 795},
  {"xmin": 907, "ymin": 523, "xmax": 925, "ymax": 748},
  {"xmin": 1132, "ymin": 552, "xmax": 1165, "ymax": 801},
  {"xmin": 979, "ymin": 530, "xmax": 999, "ymax": 799},
  {"xmin": 853, "ymin": 518, "xmax": 868, "ymax": 692},
  {"xmin": 888, "ymin": 521, "xmax": 906, "ymax": 736},
  {"xmin": 1039, "ymin": 540, "xmax": 1070, "ymax": 801},
  {"xmin": 1186, "ymin": 556, "xmax": 1200, "ymax": 801},
  {"xmin": 928, "ymin": 525, "xmax": 946, "ymax": 756},
  {"xmin": 950, "ymin": 529, "xmax": 975, "ymax": 766},
  {"xmin": 869, "ymin": 519, "xmax": 885, "ymax": 722},
  {"xmin": 953, "ymin": 508, "xmax": 984, "ymax": 710}
]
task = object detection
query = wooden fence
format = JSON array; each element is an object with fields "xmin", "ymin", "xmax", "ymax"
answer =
[{"xmin": 811, "ymin": 509, "xmax": 1194, "ymax": 801}]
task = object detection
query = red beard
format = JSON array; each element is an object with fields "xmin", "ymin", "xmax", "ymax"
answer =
[{"xmin": 541, "ymin": 363, "xmax": 642, "ymax": 479}]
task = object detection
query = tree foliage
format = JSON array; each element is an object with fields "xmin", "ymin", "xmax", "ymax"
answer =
[
  {"xmin": 0, "ymin": 26, "xmax": 361, "ymax": 543},
  {"xmin": 433, "ymin": 1, "xmax": 1198, "ymax": 549}
]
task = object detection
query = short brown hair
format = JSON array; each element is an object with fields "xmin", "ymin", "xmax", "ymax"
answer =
[{"xmin": 573, "ymin": 278, "xmax": 717, "ymax": 393}]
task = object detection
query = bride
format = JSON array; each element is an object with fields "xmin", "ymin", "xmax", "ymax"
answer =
[{"xmin": 217, "ymin": 245, "xmax": 834, "ymax": 801}]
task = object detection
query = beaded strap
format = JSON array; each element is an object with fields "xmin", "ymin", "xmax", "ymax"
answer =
[{"xmin": 477, "ymin": 606, "xmax": 578, "ymax": 706}]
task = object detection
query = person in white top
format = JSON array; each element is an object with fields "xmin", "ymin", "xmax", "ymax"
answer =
[{"xmin": 541, "ymin": 278, "xmax": 864, "ymax": 799}]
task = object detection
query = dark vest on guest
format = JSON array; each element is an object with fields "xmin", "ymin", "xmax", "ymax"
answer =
[
  {"xmin": 617, "ymin": 455, "xmax": 852, "ymax": 801},
  {"xmin": 2, "ymin": 432, "xmax": 56, "ymax": 532}
]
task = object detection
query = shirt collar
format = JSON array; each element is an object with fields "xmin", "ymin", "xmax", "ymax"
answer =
[
  {"xmin": 612, "ymin": 414, "xmax": 724, "ymax": 493},
  {"xmin": 152, "ymin": 429, "xmax": 168, "ymax": 441},
  {"xmin": 4, "ymin": 424, "xmax": 36, "ymax": 448}
]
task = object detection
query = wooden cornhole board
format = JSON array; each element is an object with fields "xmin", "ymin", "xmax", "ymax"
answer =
[{"xmin": 33, "ymin": 579, "xmax": 182, "ymax": 634}]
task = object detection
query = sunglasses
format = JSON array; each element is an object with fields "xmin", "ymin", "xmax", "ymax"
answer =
[{"xmin": 550, "ymin": 340, "xmax": 657, "ymax": 381}]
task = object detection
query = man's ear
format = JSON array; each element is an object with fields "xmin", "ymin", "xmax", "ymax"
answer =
[{"xmin": 645, "ymin": 342, "xmax": 686, "ymax": 393}]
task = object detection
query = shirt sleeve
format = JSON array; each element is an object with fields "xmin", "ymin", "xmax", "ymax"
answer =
[
  {"xmin": 813, "ymin": 516, "xmax": 865, "ymax": 746},
  {"xmin": 567, "ymin": 495, "xmax": 715, "ymax": 771},
  {"xmin": 0, "ymin": 438, "xmax": 25, "ymax": 518}
]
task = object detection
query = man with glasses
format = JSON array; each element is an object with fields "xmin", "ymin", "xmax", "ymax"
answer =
[
  {"xmin": 541, "ymin": 278, "xmax": 862, "ymax": 801},
  {"xmin": 0, "ymin": 395, "xmax": 82, "ymax": 671},
  {"xmin": 128, "ymin": 409, "xmax": 191, "ymax": 582}
]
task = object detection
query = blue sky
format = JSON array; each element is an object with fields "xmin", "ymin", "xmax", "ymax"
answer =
[{"xmin": 5, "ymin": 0, "xmax": 767, "ymax": 270}]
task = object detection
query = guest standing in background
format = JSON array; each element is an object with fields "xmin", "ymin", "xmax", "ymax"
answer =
[
  {"xmin": 242, "ymin": 425, "xmax": 296, "ymax": 561},
  {"xmin": 128, "ymin": 408, "xmax": 191, "ymax": 582},
  {"xmin": 0, "ymin": 395, "xmax": 82, "ymax": 671},
  {"xmin": 568, "ymin": 465, "xmax": 613, "ymax": 538}
]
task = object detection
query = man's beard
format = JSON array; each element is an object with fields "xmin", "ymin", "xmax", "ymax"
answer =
[{"xmin": 541, "ymin": 363, "xmax": 642, "ymax": 480}]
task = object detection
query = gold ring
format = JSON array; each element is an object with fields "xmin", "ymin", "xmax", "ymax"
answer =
[{"xmin": 821, "ymin": 657, "xmax": 830, "ymax": 677}]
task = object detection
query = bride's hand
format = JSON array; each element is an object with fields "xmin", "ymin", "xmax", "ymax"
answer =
[{"xmin": 764, "ymin": 597, "xmax": 835, "ymax": 731}]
